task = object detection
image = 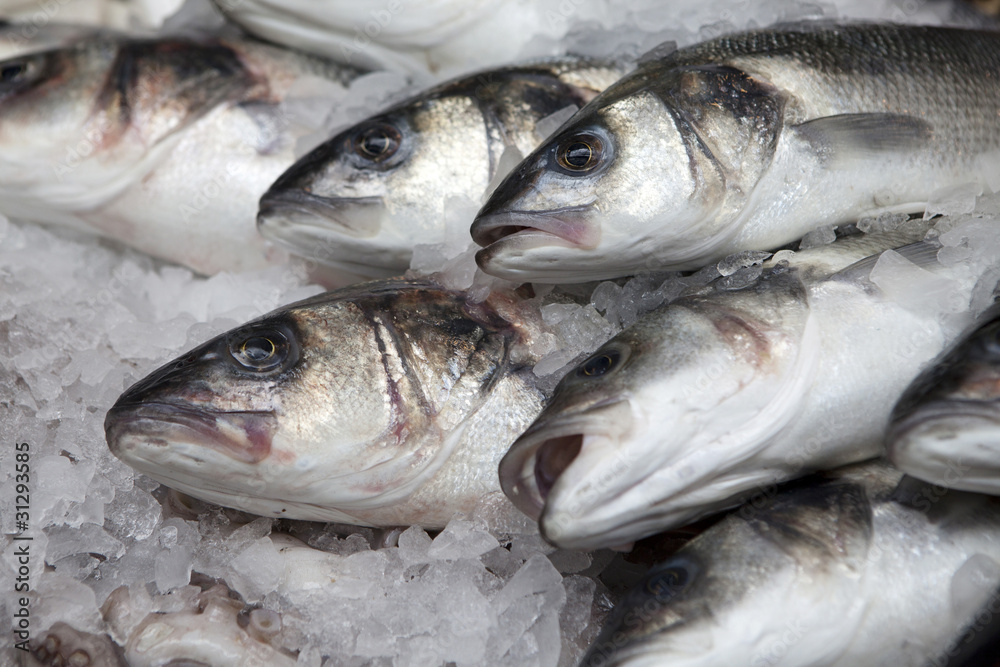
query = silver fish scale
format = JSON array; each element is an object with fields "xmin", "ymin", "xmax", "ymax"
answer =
[{"xmin": 657, "ymin": 24, "xmax": 1000, "ymax": 159}]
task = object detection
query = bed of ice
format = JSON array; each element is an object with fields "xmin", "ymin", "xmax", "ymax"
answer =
[{"xmin": 1, "ymin": 0, "xmax": 998, "ymax": 665}]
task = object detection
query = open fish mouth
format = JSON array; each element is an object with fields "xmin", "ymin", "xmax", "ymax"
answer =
[
  {"xmin": 471, "ymin": 206, "xmax": 600, "ymax": 250},
  {"xmin": 500, "ymin": 400, "xmax": 631, "ymax": 521},
  {"xmin": 257, "ymin": 189, "xmax": 384, "ymax": 238},
  {"xmin": 105, "ymin": 401, "xmax": 277, "ymax": 465}
]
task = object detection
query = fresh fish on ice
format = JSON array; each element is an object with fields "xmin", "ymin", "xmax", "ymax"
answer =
[
  {"xmin": 0, "ymin": 31, "xmax": 358, "ymax": 274},
  {"xmin": 211, "ymin": 0, "xmax": 614, "ymax": 78},
  {"xmin": 472, "ymin": 23, "xmax": 1000, "ymax": 283},
  {"xmin": 581, "ymin": 461, "xmax": 1000, "ymax": 667},
  {"xmin": 500, "ymin": 222, "xmax": 999, "ymax": 549},
  {"xmin": 104, "ymin": 280, "xmax": 547, "ymax": 528},
  {"xmin": 889, "ymin": 302, "xmax": 1000, "ymax": 495},
  {"xmin": 258, "ymin": 58, "xmax": 625, "ymax": 277}
]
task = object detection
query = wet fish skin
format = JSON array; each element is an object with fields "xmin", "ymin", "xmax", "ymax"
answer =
[
  {"xmin": 0, "ymin": 32, "xmax": 358, "ymax": 275},
  {"xmin": 581, "ymin": 462, "xmax": 1000, "ymax": 667},
  {"xmin": 104, "ymin": 280, "xmax": 546, "ymax": 528},
  {"xmin": 888, "ymin": 303, "xmax": 1000, "ymax": 494},
  {"xmin": 500, "ymin": 223, "xmax": 991, "ymax": 550},
  {"xmin": 472, "ymin": 23, "xmax": 1000, "ymax": 283},
  {"xmin": 257, "ymin": 59, "xmax": 624, "ymax": 277}
]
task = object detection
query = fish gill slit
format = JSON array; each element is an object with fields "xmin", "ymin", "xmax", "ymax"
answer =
[{"xmin": 364, "ymin": 307, "xmax": 434, "ymax": 421}]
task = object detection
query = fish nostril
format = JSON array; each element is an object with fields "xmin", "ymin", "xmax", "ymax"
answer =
[{"xmin": 534, "ymin": 434, "xmax": 583, "ymax": 499}]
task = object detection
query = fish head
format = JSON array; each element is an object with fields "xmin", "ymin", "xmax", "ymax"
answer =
[
  {"xmin": 581, "ymin": 473, "xmax": 875, "ymax": 666},
  {"xmin": 257, "ymin": 90, "xmax": 494, "ymax": 276},
  {"xmin": 106, "ymin": 281, "xmax": 519, "ymax": 524},
  {"xmin": 888, "ymin": 307, "xmax": 1000, "ymax": 492},
  {"xmin": 501, "ymin": 272, "xmax": 812, "ymax": 548},
  {"xmin": 472, "ymin": 65, "xmax": 783, "ymax": 283},
  {"xmin": 0, "ymin": 37, "xmax": 254, "ymax": 214}
]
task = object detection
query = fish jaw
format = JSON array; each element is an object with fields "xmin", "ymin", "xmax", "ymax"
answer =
[
  {"xmin": 105, "ymin": 402, "xmax": 276, "ymax": 466},
  {"xmin": 888, "ymin": 401, "xmax": 1000, "ymax": 494},
  {"xmin": 256, "ymin": 189, "xmax": 409, "ymax": 276},
  {"xmin": 499, "ymin": 399, "xmax": 633, "ymax": 522},
  {"xmin": 472, "ymin": 206, "xmax": 609, "ymax": 283}
]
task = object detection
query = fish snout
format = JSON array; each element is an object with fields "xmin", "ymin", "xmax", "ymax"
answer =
[
  {"xmin": 499, "ymin": 399, "xmax": 632, "ymax": 523},
  {"xmin": 257, "ymin": 189, "xmax": 384, "ymax": 239}
]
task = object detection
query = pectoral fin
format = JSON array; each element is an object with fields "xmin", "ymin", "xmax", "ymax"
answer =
[{"xmin": 793, "ymin": 113, "xmax": 934, "ymax": 165}]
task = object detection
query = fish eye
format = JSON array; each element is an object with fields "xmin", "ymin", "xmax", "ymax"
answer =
[
  {"xmin": 0, "ymin": 57, "xmax": 39, "ymax": 92},
  {"xmin": 555, "ymin": 132, "xmax": 605, "ymax": 174},
  {"xmin": 352, "ymin": 122, "xmax": 402, "ymax": 162},
  {"xmin": 228, "ymin": 327, "xmax": 294, "ymax": 372},
  {"xmin": 643, "ymin": 559, "xmax": 698, "ymax": 602},
  {"xmin": 577, "ymin": 349, "xmax": 621, "ymax": 378},
  {"xmin": 0, "ymin": 61, "xmax": 28, "ymax": 83}
]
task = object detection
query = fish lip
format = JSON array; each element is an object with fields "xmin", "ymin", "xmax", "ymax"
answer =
[
  {"xmin": 257, "ymin": 189, "xmax": 384, "ymax": 238},
  {"xmin": 105, "ymin": 401, "xmax": 276, "ymax": 465},
  {"xmin": 890, "ymin": 398, "xmax": 1000, "ymax": 441},
  {"xmin": 470, "ymin": 205, "xmax": 600, "ymax": 249},
  {"xmin": 499, "ymin": 398, "xmax": 628, "ymax": 522}
]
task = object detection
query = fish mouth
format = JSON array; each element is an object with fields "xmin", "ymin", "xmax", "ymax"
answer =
[
  {"xmin": 257, "ymin": 189, "xmax": 384, "ymax": 239},
  {"xmin": 499, "ymin": 399, "xmax": 630, "ymax": 522},
  {"xmin": 889, "ymin": 398, "xmax": 1000, "ymax": 440},
  {"xmin": 105, "ymin": 401, "xmax": 277, "ymax": 465},
  {"xmin": 470, "ymin": 206, "xmax": 600, "ymax": 249}
]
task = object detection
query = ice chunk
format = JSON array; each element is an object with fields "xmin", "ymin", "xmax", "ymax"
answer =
[
  {"xmin": 924, "ymin": 182, "xmax": 982, "ymax": 219},
  {"xmin": 717, "ymin": 250, "xmax": 772, "ymax": 277},
  {"xmin": 104, "ymin": 485, "xmax": 162, "ymax": 542},
  {"xmin": 535, "ymin": 105, "xmax": 580, "ymax": 141},
  {"xmin": 869, "ymin": 249, "xmax": 961, "ymax": 316},
  {"xmin": 427, "ymin": 520, "xmax": 499, "ymax": 561},
  {"xmin": 857, "ymin": 211, "xmax": 910, "ymax": 234},
  {"xmin": 798, "ymin": 224, "xmax": 837, "ymax": 249}
]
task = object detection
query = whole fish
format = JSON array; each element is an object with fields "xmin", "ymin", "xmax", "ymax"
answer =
[
  {"xmin": 581, "ymin": 462, "xmax": 1000, "ymax": 667},
  {"xmin": 500, "ymin": 221, "xmax": 997, "ymax": 549},
  {"xmin": 104, "ymin": 280, "xmax": 546, "ymax": 528},
  {"xmin": 471, "ymin": 23, "xmax": 1000, "ymax": 283},
  {"xmin": 257, "ymin": 59, "xmax": 625, "ymax": 277},
  {"xmin": 888, "ymin": 303, "xmax": 1000, "ymax": 495},
  {"xmin": 0, "ymin": 32, "xmax": 358, "ymax": 275}
]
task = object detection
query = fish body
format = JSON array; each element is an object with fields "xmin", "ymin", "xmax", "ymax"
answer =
[
  {"xmin": 0, "ymin": 32, "xmax": 358, "ymax": 274},
  {"xmin": 257, "ymin": 58, "xmax": 625, "ymax": 277},
  {"xmin": 582, "ymin": 461, "xmax": 1000, "ymax": 667},
  {"xmin": 500, "ymin": 222, "xmax": 997, "ymax": 549},
  {"xmin": 212, "ymin": 0, "xmax": 607, "ymax": 77},
  {"xmin": 889, "ymin": 303, "xmax": 1000, "ymax": 494},
  {"xmin": 104, "ymin": 280, "xmax": 546, "ymax": 528},
  {"xmin": 472, "ymin": 23, "xmax": 1000, "ymax": 283}
]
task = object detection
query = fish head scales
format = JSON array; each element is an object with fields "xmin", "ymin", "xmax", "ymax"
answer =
[
  {"xmin": 503, "ymin": 270, "xmax": 813, "ymax": 549},
  {"xmin": 0, "ymin": 36, "xmax": 256, "ymax": 216},
  {"xmin": 889, "ymin": 304, "xmax": 1000, "ymax": 493},
  {"xmin": 106, "ymin": 281, "xmax": 521, "ymax": 524},
  {"xmin": 582, "ymin": 472, "xmax": 876, "ymax": 667},
  {"xmin": 258, "ymin": 91, "xmax": 491, "ymax": 275},
  {"xmin": 471, "ymin": 62, "xmax": 783, "ymax": 283}
]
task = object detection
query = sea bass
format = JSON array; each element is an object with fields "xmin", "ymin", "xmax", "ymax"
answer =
[
  {"xmin": 0, "ymin": 31, "xmax": 358, "ymax": 275},
  {"xmin": 500, "ymin": 221, "xmax": 999, "ymax": 549},
  {"xmin": 104, "ymin": 280, "xmax": 546, "ymax": 528},
  {"xmin": 211, "ymin": 0, "xmax": 611, "ymax": 77},
  {"xmin": 581, "ymin": 462, "xmax": 1000, "ymax": 667},
  {"xmin": 257, "ymin": 59, "xmax": 625, "ymax": 277},
  {"xmin": 888, "ymin": 303, "xmax": 1000, "ymax": 495},
  {"xmin": 471, "ymin": 23, "xmax": 1000, "ymax": 283}
]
